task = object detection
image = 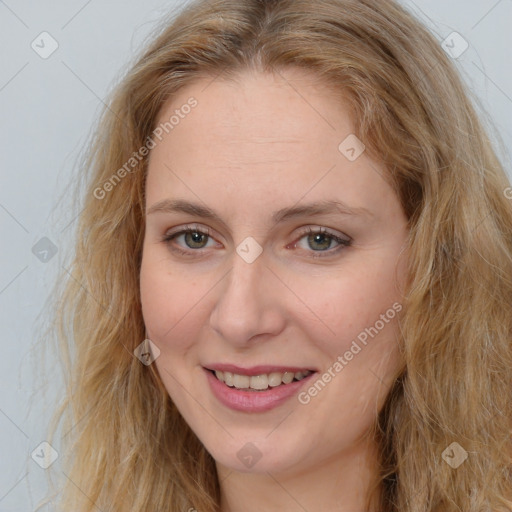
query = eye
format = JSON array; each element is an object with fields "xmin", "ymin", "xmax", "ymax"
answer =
[
  {"xmin": 161, "ymin": 224, "xmax": 218, "ymax": 257},
  {"xmin": 292, "ymin": 227, "xmax": 352, "ymax": 257},
  {"xmin": 161, "ymin": 224, "xmax": 352, "ymax": 259}
]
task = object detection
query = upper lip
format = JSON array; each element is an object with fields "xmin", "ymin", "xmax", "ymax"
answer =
[{"xmin": 204, "ymin": 364, "xmax": 317, "ymax": 376}]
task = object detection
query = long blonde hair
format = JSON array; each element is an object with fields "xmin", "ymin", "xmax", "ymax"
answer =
[{"xmin": 43, "ymin": 0, "xmax": 512, "ymax": 510}]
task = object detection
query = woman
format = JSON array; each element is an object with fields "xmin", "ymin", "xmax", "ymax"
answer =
[{"xmin": 45, "ymin": 0, "xmax": 512, "ymax": 510}]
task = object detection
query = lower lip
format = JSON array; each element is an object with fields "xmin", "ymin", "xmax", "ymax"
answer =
[{"xmin": 204, "ymin": 368, "xmax": 316, "ymax": 413}]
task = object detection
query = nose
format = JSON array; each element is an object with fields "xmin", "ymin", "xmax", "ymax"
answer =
[{"xmin": 209, "ymin": 249, "xmax": 286, "ymax": 346}]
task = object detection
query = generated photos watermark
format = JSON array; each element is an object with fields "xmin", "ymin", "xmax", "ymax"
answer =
[
  {"xmin": 93, "ymin": 97, "xmax": 198, "ymax": 200},
  {"xmin": 298, "ymin": 302, "xmax": 403, "ymax": 405}
]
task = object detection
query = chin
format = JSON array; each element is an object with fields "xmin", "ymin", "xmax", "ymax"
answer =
[{"xmin": 206, "ymin": 437, "xmax": 301, "ymax": 474}]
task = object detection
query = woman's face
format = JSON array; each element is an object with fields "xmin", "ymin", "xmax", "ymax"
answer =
[{"xmin": 140, "ymin": 68, "xmax": 409, "ymax": 475}]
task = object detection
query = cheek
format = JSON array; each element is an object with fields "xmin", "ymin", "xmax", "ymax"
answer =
[
  {"xmin": 140, "ymin": 260, "xmax": 170, "ymax": 340},
  {"xmin": 140, "ymin": 253, "xmax": 193, "ymax": 343},
  {"xmin": 296, "ymin": 259, "xmax": 402, "ymax": 358},
  {"xmin": 139, "ymin": 252, "xmax": 214, "ymax": 359},
  {"xmin": 139, "ymin": 255, "xmax": 212, "ymax": 415}
]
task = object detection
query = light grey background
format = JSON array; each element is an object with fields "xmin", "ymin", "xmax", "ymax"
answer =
[{"xmin": 0, "ymin": 1, "xmax": 511, "ymax": 510}]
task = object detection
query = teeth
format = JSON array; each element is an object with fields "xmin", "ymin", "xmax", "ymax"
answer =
[
  {"xmin": 233, "ymin": 374, "xmax": 250, "ymax": 389},
  {"xmin": 213, "ymin": 369, "xmax": 313, "ymax": 391}
]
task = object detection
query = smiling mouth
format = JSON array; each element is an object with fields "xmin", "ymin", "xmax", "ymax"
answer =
[{"xmin": 208, "ymin": 368, "xmax": 314, "ymax": 391}]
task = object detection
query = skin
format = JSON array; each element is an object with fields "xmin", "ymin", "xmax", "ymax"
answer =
[{"xmin": 140, "ymin": 67, "xmax": 409, "ymax": 512}]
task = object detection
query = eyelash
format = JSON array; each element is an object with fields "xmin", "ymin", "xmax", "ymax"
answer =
[{"xmin": 161, "ymin": 224, "xmax": 352, "ymax": 259}]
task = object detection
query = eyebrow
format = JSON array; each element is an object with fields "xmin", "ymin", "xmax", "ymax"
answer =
[{"xmin": 146, "ymin": 198, "xmax": 374, "ymax": 225}]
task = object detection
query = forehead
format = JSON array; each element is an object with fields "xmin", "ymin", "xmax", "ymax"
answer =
[
  {"xmin": 153, "ymin": 68, "xmax": 349, "ymax": 151},
  {"xmin": 145, "ymin": 68, "xmax": 393, "ymax": 220}
]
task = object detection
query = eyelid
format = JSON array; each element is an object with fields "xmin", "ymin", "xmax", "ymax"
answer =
[
  {"xmin": 294, "ymin": 225, "xmax": 351, "ymax": 243},
  {"xmin": 164, "ymin": 223, "xmax": 214, "ymax": 239},
  {"xmin": 163, "ymin": 224, "xmax": 350, "ymax": 242}
]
